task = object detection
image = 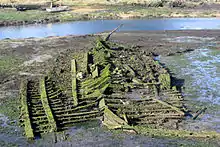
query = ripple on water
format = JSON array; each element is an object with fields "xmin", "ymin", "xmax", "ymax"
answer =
[
  {"xmin": 185, "ymin": 48, "xmax": 220, "ymax": 105},
  {"xmin": 161, "ymin": 47, "xmax": 220, "ymax": 132},
  {"xmin": 164, "ymin": 36, "xmax": 215, "ymax": 43},
  {"xmin": 162, "ymin": 48, "xmax": 220, "ymax": 104}
]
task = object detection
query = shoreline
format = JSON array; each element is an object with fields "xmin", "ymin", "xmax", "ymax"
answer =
[
  {"xmin": 2, "ymin": 29, "xmax": 220, "ymax": 42},
  {"xmin": 1, "ymin": 15, "xmax": 220, "ymax": 27}
]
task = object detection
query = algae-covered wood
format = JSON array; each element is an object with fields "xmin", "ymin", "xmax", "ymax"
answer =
[
  {"xmin": 71, "ymin": 59, "xmax": 78, "ymax": 106},
  {"xmin": 40, "ymin": 78, "xmax": 57, "ymax": 132},
  {"xmin": 20, "ymin": 80, "xmax": 34, "ymax": 140},
  {"xmin": 19, "ymin": 37, "xmax": 190, "ymax": 140}
]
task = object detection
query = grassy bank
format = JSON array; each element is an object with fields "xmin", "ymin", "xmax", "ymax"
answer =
[
  {"xmin": 1, "ymin": 0, "xmax": 220, "ymax": 26},
  {"xmin": 1, "ymin": 0, "xmax": 220, "ymax": 6},
  {"xmin": 0, "ymin": 9, "xmax": 53, "ymax": 21},
  {"xmin": 0, "ymin": 4, "xmax": 220, "ymax": 26}
]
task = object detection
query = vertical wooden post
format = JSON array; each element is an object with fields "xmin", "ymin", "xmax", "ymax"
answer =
[
  {"xmin": 40, "ymin": 77, "xmax": 57, "ymax": 132},
  {"xmin": 71, "ymin": 59, "xmax": 78, "ymax": 106}
]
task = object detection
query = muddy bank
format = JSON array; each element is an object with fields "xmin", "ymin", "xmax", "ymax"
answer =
[{"xmin": 0, "ymin": 17, "xmax": 60, "ymax": 27}]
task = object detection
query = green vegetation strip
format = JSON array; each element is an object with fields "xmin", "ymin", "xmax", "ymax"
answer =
[
  {"xmin": 99, "ymin": 97, "xmax": 129, "ymax": 129},
  {"xmin": 82, "ymin": 64, "xmax": 111, "ymax": 87},
  {"xmin": 83, "ymin": 84, "xmax": 109, "ymax": 99},
  {"xmin": 92, "ymin": 65, "xmax": 99, "ymax": 78},
  {"xmin": 40, "ymin": 77, "xmax": 57, "ymax": 132},
  {"xmin": 85, "ymin": 52, "xmax": 89, "ymax": 74},
  {"xmin": 20, "ymin": 80, "xmax": 34, "ymax": 140},
  {"xmin": 82, "ymin": 66, "xmax": 110, "ymax": 95}
]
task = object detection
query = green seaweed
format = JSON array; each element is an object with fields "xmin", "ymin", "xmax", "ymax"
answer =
[
  {"xmin": 40, "ymin": 78, "xmax": 57, "ymax": 132},
  {"xmin": 158, "ymin": 72, "xmax": 171, "ymax": 90},
  {"xmin": 92, "ymin": 65, "xmax": 99, "ymax": 78},
  {"xmin": 92, "ymin": 39, "xmax": 111, "ymax": 66},
  {"xmin": 83, "ymin": 84, "xmax": 110, "ymax": 99},
  {"xmin": 99, "ymin": 98, "xmax": 106, "ymax": 109}
]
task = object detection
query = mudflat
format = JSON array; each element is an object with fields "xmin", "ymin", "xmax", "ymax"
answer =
[{"xmin": 0, "ymin": 30, "xmax": 220, "ymax": 146}]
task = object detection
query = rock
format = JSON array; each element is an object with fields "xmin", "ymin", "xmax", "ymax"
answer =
[{"xmin": 76, "ymin": 72, "xmax": 84, "ymax": 79}]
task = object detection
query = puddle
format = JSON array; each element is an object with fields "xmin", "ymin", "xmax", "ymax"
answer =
[
  {"xmin": 161, "ymin": 47, "xmax": 220, "ymax": 132},
  {"xmin": 164, "ymin": 36, "xmax": 215, "ymax": 43},
  {"xmin": 0, "ymin": 114, "xmax": 9, "ymax": 127},
  {"xmin": 22, "ymin": 54, "xmax": 52, "ymax": 66},
  {"xmin": 0, "ymin": 113, "xmax": 18, "ymax": 129}
]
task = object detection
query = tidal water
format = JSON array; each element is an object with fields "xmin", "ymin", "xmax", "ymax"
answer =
[
  {"xmin": 1, "ymin": 18, "xmax": 220, "ymax": 39},
  {"xmin": 161, "ymin": 39, "xmax": 220, "ymax": 132}
]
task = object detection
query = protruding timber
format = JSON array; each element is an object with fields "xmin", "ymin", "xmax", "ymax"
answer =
[
  {"xmin": 71, "ymin": 59, "xmax": 78, "ymax": 106},
  {"xmin": 105, "ymin": 24, "xmax": 123, "ymax": 41}
]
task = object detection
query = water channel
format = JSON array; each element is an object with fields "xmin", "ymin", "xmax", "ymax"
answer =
[{"xmin": 1, "ymin": 18, "xmax": 220, "ymax": 39}]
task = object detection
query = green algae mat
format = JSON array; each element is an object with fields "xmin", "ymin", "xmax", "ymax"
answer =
[{"xmin": 18, "ymin": 36, "xmax": 220, "ymax": 141}]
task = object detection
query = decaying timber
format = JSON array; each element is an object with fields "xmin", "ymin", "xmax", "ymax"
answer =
[
  {"xmin": 71, "ymin": 59, "xmax": 78, "ymax": 106},
  {"xmin": 19, "ymin": 80, "xmax": 34, "ymax": 140},
  {"xmin": 19, "ymin": 34, "xmax": 188, "ymax": 140}
]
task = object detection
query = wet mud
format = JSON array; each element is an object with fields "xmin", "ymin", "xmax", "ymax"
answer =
[{"xmin": 1, "ymin": 30, "xmax": 220, "ymax": 146}]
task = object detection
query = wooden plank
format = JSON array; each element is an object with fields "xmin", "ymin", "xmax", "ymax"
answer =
[
  {"xmin": 150, "ymin": 97, "xmax": 185, "ymax": 115},
  {"xmin": 40, "ymin": 77, "xmax": 57, "ymax": 132},
  {"xmin": 20, "ymin": 80, "xmax": 35, "ymax": 140},
  {"xmin": 71, "ymin": 59, "xmax": 78, "ymax": 106},
  {"xmin": 127, "ymin": 113, "xmax": 184, "ymax": 119},
  {"xmin": 56, "ymin": 109, "xmax": 103, "ymax": 118}
]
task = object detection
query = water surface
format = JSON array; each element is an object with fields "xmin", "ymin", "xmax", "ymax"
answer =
[
  {"xmin": 161, "ymin": 43, "xmax": 220, "ymax": 132},
  {"xmin": 1, "ymin": 18, "xmax": 220, "ymax": 39}
]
